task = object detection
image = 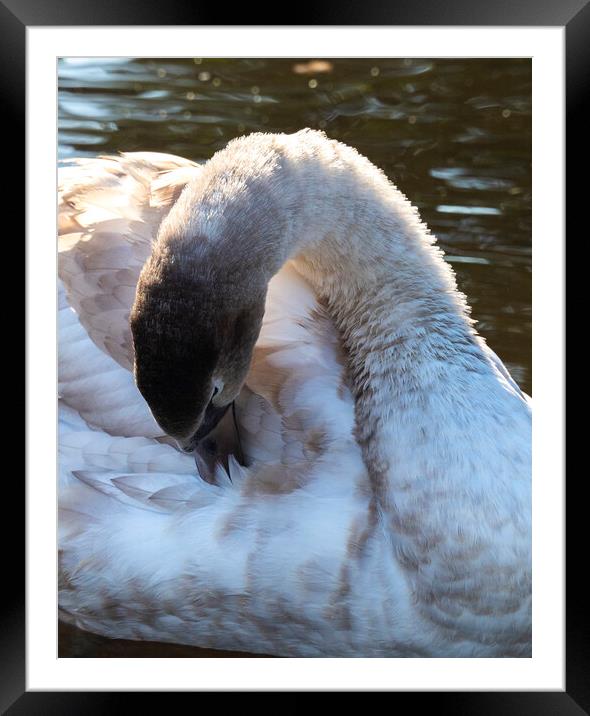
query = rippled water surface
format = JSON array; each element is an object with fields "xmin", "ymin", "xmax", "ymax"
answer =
[{"xmin": 58, "ymin": 57, "xmax": 531, "ymax": 657}]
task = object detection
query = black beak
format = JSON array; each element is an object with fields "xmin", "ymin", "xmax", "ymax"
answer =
[
  {"xmin": 179, "ymin": 402, "xmax": 231, "ymax": 484},
  {"xmin": 180, "ymin": 400, "xmax": 245, "ymax": 483},
  {"xmin": 195, "ymin": 401, "xmax": 231, "ymax": 440},
  {"xmin": 179, "ymin": 401, "xmax": 231, "ymax": 454}
]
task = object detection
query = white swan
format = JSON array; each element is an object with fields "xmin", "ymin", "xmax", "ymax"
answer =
[{"xmin": 58, "ymin": 130, "xmax": 531, "ymax": 657}]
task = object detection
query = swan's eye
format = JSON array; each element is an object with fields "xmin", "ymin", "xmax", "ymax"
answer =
[{"xmin": 212, "ymin": 387, "xmax": 219, "ymax": 398}]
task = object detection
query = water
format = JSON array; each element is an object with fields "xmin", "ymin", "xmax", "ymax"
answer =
[{"xmin": 58, "ymin": 57, "xmax": 531, "ymax": 657}]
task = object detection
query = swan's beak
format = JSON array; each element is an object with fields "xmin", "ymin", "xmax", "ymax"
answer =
[
  {"xmin": 190, "ymin": 436, "xmax": 219, "ymax": 485},
  {"xmin": 178, "ymin": 401, "xmax": 231, "ymax": 454},
  {"xmin": 178, "ymin": 401, "xmax": 245, "ymax": 484},
  {"xmin": 177, "ymin": 403, "xmax": 230, "ymax": 484},
  {"xmin": 195, "ymin": 401, "xmax": 231, "ymax": 441}
]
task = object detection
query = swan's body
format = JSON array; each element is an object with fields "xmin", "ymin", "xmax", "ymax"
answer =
[{"xmin": 58, "ymin": 131, "xmax": 531, "ymax": 657}]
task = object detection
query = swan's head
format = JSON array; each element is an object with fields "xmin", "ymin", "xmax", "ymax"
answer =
[{"xmin": 130, "ymin": 248, "xmax": 266, "ymax": 450}]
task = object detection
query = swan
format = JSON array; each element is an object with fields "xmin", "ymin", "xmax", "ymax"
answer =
[{"xmin": 58, "ymin": 129, "xmax": 531, "ymax": 657}]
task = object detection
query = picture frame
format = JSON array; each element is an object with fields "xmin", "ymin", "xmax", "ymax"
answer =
[{"xmin": 14, "ymin": 0, "xmax": 579, "ymax": 707}]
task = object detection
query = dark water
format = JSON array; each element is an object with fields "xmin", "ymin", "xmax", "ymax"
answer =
[
  {"xmin": 58, "ymin": 57, "xmax": 531, "ymax": 657},
  {"xmin": 58, "ymin": 621, "xmax": 268, "ymax": 658}
]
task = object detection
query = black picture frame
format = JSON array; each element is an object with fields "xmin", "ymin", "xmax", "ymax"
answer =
[{"xmin": 13, "ymin": 0, "xmax": 579, "ymax": 709}]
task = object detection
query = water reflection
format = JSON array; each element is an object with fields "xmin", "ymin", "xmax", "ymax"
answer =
[{"xmin": 58, "ymin": 57, "xmax": 531, "ymax": 657}]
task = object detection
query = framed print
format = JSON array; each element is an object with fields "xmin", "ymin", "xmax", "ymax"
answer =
[{"xmin": 13, "ymin": 0, "xmax": 580, "ymax": 708}]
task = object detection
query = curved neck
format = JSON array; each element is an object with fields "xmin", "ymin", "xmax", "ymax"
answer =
[{"xmin": 161, "ymin": 130, "xmax": 492, "ymax": 500}]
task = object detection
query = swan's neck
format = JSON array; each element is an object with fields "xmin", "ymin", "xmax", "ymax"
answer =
[{"xmin": 164, "ymin": 131, "xmax": 494, "ymax": 503}]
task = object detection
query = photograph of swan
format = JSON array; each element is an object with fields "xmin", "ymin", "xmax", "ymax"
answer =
[{"xmin": 58, "ymin": 58, "xmax": 531, "ymax": 658}]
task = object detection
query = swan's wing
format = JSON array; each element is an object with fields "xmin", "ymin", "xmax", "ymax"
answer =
[{"xmin": 58, "ymin": 152, "xmax": 202, "ymax": 370}]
